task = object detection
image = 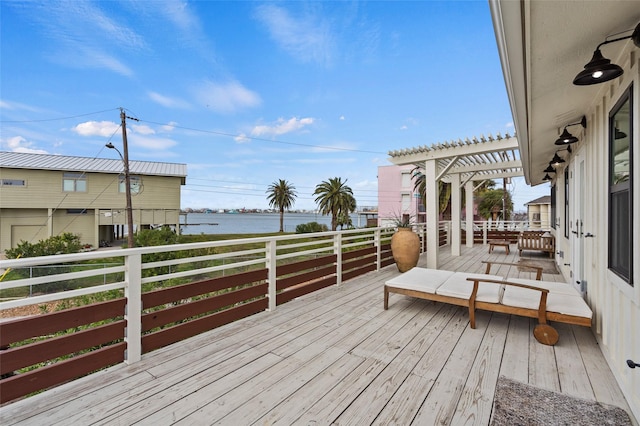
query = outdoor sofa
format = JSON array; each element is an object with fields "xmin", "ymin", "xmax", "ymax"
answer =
[{"xmin": 384, "ymin": 261, "xmax": 592, "ymax": 345}]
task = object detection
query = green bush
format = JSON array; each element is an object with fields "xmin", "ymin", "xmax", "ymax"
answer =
[
  {"xmin": 295, "ymin": 222, "xmax": 329, "ymax": 234},
  {"xmin": 5, "ymin": 233, "xmax": 83, "ymax": 259}
]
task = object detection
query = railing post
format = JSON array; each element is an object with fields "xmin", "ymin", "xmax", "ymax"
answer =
[
  {"xmin": 375, "ymin": 229, "xmax": 381, "ymax": 271},
  {"xmin": 483, "ymin": 221, "xmax": 488, "ymax": 245},
  {"xmin": 124, "ymin": 252, "xmax": 141, "ymax": 364},
  {"xmin": 335, "ymin": 233, "xmax": 342, "ymax": 286},
  {"xmin": 266, "ymin": 240, "xmax": 277, "ymax": 311}
]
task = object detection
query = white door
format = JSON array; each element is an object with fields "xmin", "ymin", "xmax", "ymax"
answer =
[{"xmin": 571, "ymin": 151, "xmax": 585, "ymax": 294}]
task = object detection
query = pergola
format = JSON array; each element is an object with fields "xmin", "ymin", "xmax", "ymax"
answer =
[{"xmin": 388, "ymin": 133, "xmax": 523, "ymax": 268}]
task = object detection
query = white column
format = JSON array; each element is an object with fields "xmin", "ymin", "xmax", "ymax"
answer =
[
  {"xmin": 465, "ymin": 180, "xmax": 474, "ymax": 247},
  {"xmin": 425, "ymin": 159, "xmax": 439, "ymax": 268},
  {"xmin": 451, "ymin": 173, "xmax": 461, "ymax": 256}
]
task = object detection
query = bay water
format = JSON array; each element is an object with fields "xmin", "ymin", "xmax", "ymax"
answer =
[{"xmin": 180, "ymin": 212, "xmax": 363, "ymax": 235}]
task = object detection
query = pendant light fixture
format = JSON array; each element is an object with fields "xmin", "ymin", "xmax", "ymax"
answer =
[
  {"xmin": 554, "ymin": 116, "xmax": 586, "ymax": 145},
  {"xmin": 551, "ymin": 153, "xmax": 565, "ymax": 167},
  {"xmin": 543, "ymin": 174, "xmax": 553, "ymax": 181},
  {"xmin": 544, "ymin": 164, "xmax": 556, "ymax": 173},
  {"xmin": 573, "ymin": 22, "xmax": 640, "ymax": 85}
]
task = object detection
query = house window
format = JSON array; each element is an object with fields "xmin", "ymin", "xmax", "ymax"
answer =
[
  {"xmin": 401, "ymin": 193, "xmax": 411, "ymax": 211},
  {"xmin": 1, "ymin": 179, "xmax": 26, "ymax": 186},
  {"xmin": 401, "ymin": 172, "xmax": 411, "ymax": 189},
  {"xmin": 63, "ymin": 173, "xmax": 87, "ymax": 192},
  {"xmin": 67, "ymin": 209, "xmax": 88, "ymax": 214},
  {"xmin": 608, "ymin": 85, "xmax": 633, "ymax": 285},
  {"xmin": 119, "ymin": 176, "xmax": 142, "ymax": 194},
  {"xmin": 564, "ymin": 168, "xmax": 569, "ymax": 239}
]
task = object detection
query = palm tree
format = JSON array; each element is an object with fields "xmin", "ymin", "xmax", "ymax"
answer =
[
  {"xmin": 266, "ymin": 179, "xmax": 297, "ymax": 232},
  {"xmin": 313, "ymin": 177, "xmax": 356, "ymax": 231},
  {"xmin": 411, "ymin": 165, "xmax": 496, "ymax": 217}
]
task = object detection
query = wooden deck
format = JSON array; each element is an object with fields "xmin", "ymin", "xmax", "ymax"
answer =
[{"xmin": 1, "ymin": 244, "xmax": 635, "ymax": 425}]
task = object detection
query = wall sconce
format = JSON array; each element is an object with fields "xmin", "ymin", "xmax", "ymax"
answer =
[
  {"xmin": 573, "ymin": 22, "xmax": 640, "ymax": 85},
  {"xmin": 543, "ymin": 173, "xmax": 553, "ymax": 181},
  {"xmin": 554, "ymin": 116, "xmax": 587, "ymax": 145},
  {"xmin": 544, "ymin": 164, "xmax": 556, "ymax": 173},
  {"xmin": 551, "ymin": 153, "xmax": 566, "ymax": 167}
]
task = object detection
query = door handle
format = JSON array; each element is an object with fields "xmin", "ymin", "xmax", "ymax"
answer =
[{"xmin": 585, "ymin": 233, "xmax": 595, "ymax": 238}]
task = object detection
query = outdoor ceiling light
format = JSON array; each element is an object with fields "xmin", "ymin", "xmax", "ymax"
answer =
[
  {"xmin": 615, "ymin": 127, "xmax": 628, "ymax": 139},
  {"xmin": 573, "ymin": 22, "xmax": 640, "ymax": 85},
  {"xmin": 544, "ymin": 164, "xmax": 556, "ymax": 173},
  {"xmin": 551, "ymin": 153, "xmax": 566, "ymax": 167},
  {"xmin": 543, "ymin": 173, "xmax": 553, "ymax": 181},
  {"xmin": 554, "ymin": 116, "xmax": 586, "ymax": 145}
]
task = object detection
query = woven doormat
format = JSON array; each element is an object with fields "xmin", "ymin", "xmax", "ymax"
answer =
[
  {"xmin": 491, "ymin": 376, "xmax": 632, "ymax": 426},
  {"xmin": 517, "ymin": 258, "xmax": 560, "ymax": 275}
]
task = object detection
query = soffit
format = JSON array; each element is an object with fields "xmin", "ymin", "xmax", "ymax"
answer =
[{"xmin": 498, "ymin": 1, "xmax": 640, "ymax": 185}]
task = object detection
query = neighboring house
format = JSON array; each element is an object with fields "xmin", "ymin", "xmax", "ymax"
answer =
[
  {"xmin": 491, "ymin": 1, "xmax": 639, "ymax": 419},
  {"xmin": 0, "ymin": 151, "xmax": 187, "ymax": 253},
  {"xmin": 525, "ymin": 195, "xmax": 551, "ymax": 230},
  {"xmin": 377, "ymin": 164, "xmax": 423, "ymax": 226}
]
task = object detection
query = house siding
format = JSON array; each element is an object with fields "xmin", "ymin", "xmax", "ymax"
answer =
[
  {"xmin": 1, "ymin": 154, "xmax": 185, "ymax": 253},
  {"xmin": 553, "ymin": 47, "xmax": 639, "ymax": 419}
]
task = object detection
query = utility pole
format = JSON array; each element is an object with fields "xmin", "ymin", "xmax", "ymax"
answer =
[
  {"xmin": 107, "ymin": 108, "xmax": 137, "ymax": 248},
  {"xmin": 120, "ymin": 109, "xmax": 135, "ymax": 248}
]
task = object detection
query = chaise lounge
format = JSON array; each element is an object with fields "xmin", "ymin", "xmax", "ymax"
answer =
[{"xmin": 384, "ymin": 261, "xmax": 592, "ymax": 345}]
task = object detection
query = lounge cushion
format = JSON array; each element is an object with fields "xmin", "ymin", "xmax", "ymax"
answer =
[
  {"xmin": 502, "ymin": 285, "xmax": 593, "ymax": 319},
  {"xmin": 384, "ymin": 267, "xmax": 454, "ymax": 294},
  {"xmin": 436, "ymin": 272, "xmax": 504, "ymax": 303}
]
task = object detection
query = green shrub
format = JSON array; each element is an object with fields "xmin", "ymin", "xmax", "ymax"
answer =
[
  {"xmin": 5, "ymin": 233, "xmax": 83, "ymax": 259},
  {"xmin": 295, "ymin": 222, "xmax": 329, "ymax": 234}
]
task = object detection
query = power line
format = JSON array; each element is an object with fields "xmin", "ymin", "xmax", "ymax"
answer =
[
  {"xmin": 0, "ymin": 108, "xmax": 120, "ymax": 123},
  {"xmin": 137, "ymin": 118, "xmax": 387, "ymax": 155}
]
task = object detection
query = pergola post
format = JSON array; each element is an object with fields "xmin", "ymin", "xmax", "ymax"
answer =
[
  {"xmin": 425, "ymin": 159, "xmax": 439, "ymax": 268},
  {"xmin": 465, "ymin": 180, "xmax": 475, "ymax": 247},
  {"xmin": 450, "ymin": 173, "xmax": 461, "ymax": 256}
]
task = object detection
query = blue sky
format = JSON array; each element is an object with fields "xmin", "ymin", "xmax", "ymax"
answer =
[{"xmin": 0, "ymin": 0, "xmax": 548, "ymax": 211}]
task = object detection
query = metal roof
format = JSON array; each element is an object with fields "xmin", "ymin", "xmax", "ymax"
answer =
[
  {"xmin": 0, "ymin": 151, "xmax": 187, "ymax": 183},
  {"xmin": 387, "ymin": 132, "xmax": 523, "ymax": 183}
]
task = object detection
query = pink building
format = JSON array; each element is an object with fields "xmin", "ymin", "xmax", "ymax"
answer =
[{"xmin": 377, "ymin": 165, "xmax": 424, "ymax": 226}]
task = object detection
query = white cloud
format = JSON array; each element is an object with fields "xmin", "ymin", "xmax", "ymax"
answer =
[
  {"xmin": 161, "ymin": 121, "xmax": 178, "ymax": 132},
  {"xmin": 129, "ymin": 134, "xmax": 177, "ymax": 150},
  {"xmin": 0, "ymin": 100, "xmax": 45, "ymax": 113},
  {"xmin": 131, "ymin": 124, "xmax": 155, "ymax": 135},
  {"xmin": 148, "ymin": 91, "xmax": 191, "ymax": 109},
  {"xmin": 72, "ymin": 121, "xmax": 120, "ymax": 137},
  {"xmin": 1, "ymin": 136, "xmax": 48, "ymax": 154},
  {"xmin": 251, "ymin": 117, "xmax": 315, "ymax": 137},
  {"xmin": 194, "ymin": 80, "xmax": 262, "ymax": 114},
  {"xmin": 11, "ymin": 1, "xmax": 145, "ymax": 76},
  {"xmin": 234, "ymin": 133, "xmax": 251, "ymax": 143},
  {"xmin": 506, "ymin": 122, "xmax": 514, "ymax": 128},
  {"xmin": 254, "ymin": 4, "xmax": 334, "ymax": 65},
  {"xmin": 339, "ymin": 115, "xmax": 345, "ymax": 121}
]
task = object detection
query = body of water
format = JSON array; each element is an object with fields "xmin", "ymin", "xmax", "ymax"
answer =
[{"xmin": 180, "ymin": 212, "xmax": 364, "ymax": 234}]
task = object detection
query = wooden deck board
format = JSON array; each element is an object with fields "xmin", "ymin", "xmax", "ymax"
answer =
[{"xmin": 1, "ymin": 243, "xmax": 636, "ymax": 426}]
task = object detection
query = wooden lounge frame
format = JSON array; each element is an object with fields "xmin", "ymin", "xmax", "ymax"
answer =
[{"xmin": 384, "ymin": 261, "xmax": 591, "ymax": 346}]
